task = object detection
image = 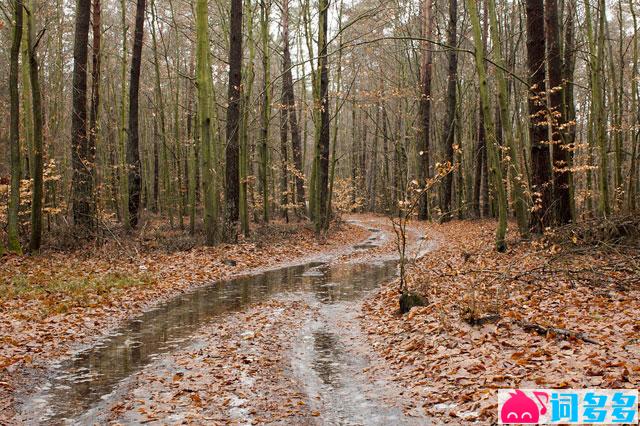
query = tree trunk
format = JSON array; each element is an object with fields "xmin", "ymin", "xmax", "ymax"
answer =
[
  {"xmin": 280, "ymin": 83, "xmax": 290, "ymax": 221},
  {"xmin": 8, "ymin": 0, "xmax": 23, "ymax": 253},
  {"xmin": 196, "ymin": 0, "xmax": 219, "ymax": 244},
  {"xmin": 628, "ymin": 0, "xmax": 639, "ymax": 212},
  {"xmin": 487, "ymin": 0, "xmax": 529, "ymax": 235},
  {"xmin": 417, "ymin": 0, "xmax": 433, "ymax": 220},
  {"xmin": 467, "ymin": 0, "xmax": 508, "ymax": 251},
  {"xmin": 240, "ymin": 0, "xmax": 255, "ymax": 235},
  {"xmin": 225, "ymin": 0, "xmax": 242, "ymax": 241},
  {"xmin": 119, "ymin": 0, "xmax": 129, "ymax": 225},
  {"xmin": 441, "ymin": 0, "xmax": 457, "ymax": 222},
  {"xmin": 562, "ymin": 2, "xmax": 577, "ymax": 219},
  {"xmin": 281, "ymin": 0, "xmax": 305, "ymax": 217},
  {"xmin": 150, "ymin": 0, "xmax": 172, "ymax": 225},
  {"xmin": 71, "ymin": 0, "xmax": 94, "ymax": 229},
  {"xmin": 27, "ymin": 0, "xmax": 44, "ymax": 251},
  {"xmin": 260, "ymin": 0, "xmax": 271, "ymax": 223},
  {"xmin": 314, "ymin": 0, "xmax": 330, "ymax": 232},
  {"xmin": 526, "ymin": 0, "xmax": 552, "ymax": 232},
  {"xmin": 545, "ymin": 0, "xmax": 571, "ymax": 225},
  {"xmin": 584, "ymin": 0, "xmax": 610, "ymax": 217},
  {"xmin": 126, "ymin": 0, "xmax": 146, "ymax": 229}
]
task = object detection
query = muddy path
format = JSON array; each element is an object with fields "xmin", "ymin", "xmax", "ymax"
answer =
[{"xmin": 14, "ymin": 217, "xmax": 435, "ymax": 425}]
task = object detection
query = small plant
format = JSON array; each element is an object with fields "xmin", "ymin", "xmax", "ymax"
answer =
[{"xmin": 390, "ymin": 165, "xmax": 451, "ymax": 314}]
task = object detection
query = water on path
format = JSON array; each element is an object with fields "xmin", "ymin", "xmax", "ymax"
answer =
[{"xmin": 18, "ymin": 223, "xmax": 430, "ymax": 425}]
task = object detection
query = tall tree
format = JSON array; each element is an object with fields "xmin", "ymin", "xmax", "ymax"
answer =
[
  {"xmin": 467, "ymin": 0, "xmax": 508, "ymax": 251},
  {"xmin": 562, "ymin": 1, "xmax": 577, "ymax": 218},
  {"xmin": 417, "ymin": 0, "xmax": 434, "ymax": 220},
  {"xmin": 441, "ymin": 0, "xmax": 457, "ymax": 222},
  {"xmin": 196, "ymin": 0, "xmax": 218, "ymax": 244},
  {"xmin": 279, "ymin": 82, "xmax": 290, "ymax": 221},
  {"xmin": 487, "ymin": 0, "xmax": 529, "ymax": 235},
  {"xmin": 259, "ymin": 0, "xmax": 271, "ymax": 223},
  {"xmin": 27, "ymin": 0, "xmax": 44, "ymax": 251},
  {"xmin": 126, "ymin": 0, "xmax": 146, "ymax": 228},
  {"xmin": 119, "ymin": 0, "xmax": 129, "ymax": 225},
  {"xmin": 584, "ymin": 0, "xmax": 609, "ymax": 216},
  {"xmin": 314, "ymin": 0, "xmax": 330, "ymax": 231},
  {"xmin": 628, "ymin": 0, "xmax": 639, "ymax": 212},
  {"xmin": 224, "ymin": 0, "xmax": 242, "ymax": 241},
  {"xmin": 8, "ymin": 0, "xmax": 23, "ymax": 253},
  {"xmin": 240, "ymin": 0, "xmax": 256, "ymax": 235},
  {"xmin": 281, "ymin": 0, "xmax": 305, "ymax": 217},
  {"xmin": 545, "ymin": 0, "xmax": 571, "ymax": 224},
  {"xmin": 150, "ymin": 0, "xmax": 172, "ymax": 224},
  {"xmin": 526, "ymin": 0, "xmax": 552, "ymax": 232},
  {"xmin": 71, "ymin": 0, "xmax": 94, "ymax": 229}
]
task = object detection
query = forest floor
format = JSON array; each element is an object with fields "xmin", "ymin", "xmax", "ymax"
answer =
[
  {"xmin": 3, "ymin": 215, "xmax": 639, "ymax": 424},
  {"xmin": 0, "ymin": 217, "xmax": 369, "ymax": 421},
  {"xmin": 362, "ymin": 218, "xmax": 640, "ymax": 423},
  {"xmin": 88, "ymin": 217, "xmax": 430, "ymax": 425}
]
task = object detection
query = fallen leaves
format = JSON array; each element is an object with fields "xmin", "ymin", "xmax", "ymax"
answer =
[
  {"xmin": 0, "ymin": 219, "xmax": 368, "ymax": 424},
  {"xmin": 361, "ymin": 219, "xmax": 640, "ymax": 423},
  {"xmin": 107, "ymin": 300, "xmax": 315, "ymax": 424}
]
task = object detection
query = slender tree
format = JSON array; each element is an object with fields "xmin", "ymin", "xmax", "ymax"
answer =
[
  {"xmin": 487, "ymin": 0, "xmax": 529, "ymax": 235},
  {"xmin": 119, "ymin": 0, "xmax": 129, "ymax": 225},
  {"xmin": 545, "ymin": 0, "xmax": 571, "ymax": 224},
  {"xmin": 8, "ymin": 0, "xmax": 23, "ymax": 253},
  {"xmin": 196, "ymin": 0, "xmax": 218, "ymax": 244},
  {"xmin": 150, "ymin": 0, "xmax": 172, "ymax": 224},
  {"xmin": 467, "ymin": 0, "xmax": 508, "ymax": 251},
  {"xmin": 314, "ymin": 0, "xmax": 331, "ymax": 231},
  {"xmin": 126, "ymin": 0, "xmax": 146, "ymax": 228},
  {"xmin": 279, "ymin": 82, "xmax": 290, "ymax": 221},
  {"xmin": 281, "ymin": 0, "xmax": 305, "ymax": 217},
  {"xmin": 628, "ymin": 0, "xmax": 639, "ymax": 212},
  {"xmin": 71, "ymin": 0, "xmax": 94, "ymax": 229},
  {"xmin": 27, "ymin": 1, "xmax": 44, "ymax": 251},
  {"xmin": 224, "ymin": 0, "xmax": 242, "ymax": 241},
  {"xmin": 526, "ymin": 0, "xmax": 552, "ymax": 232},
  {"xmin": 259, "ymin": 0, "xmax": 271, "ymax": 223},
  {"xmin": 417, "ymin": 0, "xmax": 434, "ymax": 220},
  {"xmin": 562, "ymin": 1, "xmax": 577, "ymax": 218},
  {"xmin": 88, "ymin": 0, "xmax": 101, "ymax": 218},
  {"xmin": 441, "ymin": 0, "xmax": 457, "ymax": 222},
  {"xmin": 240, "ymin": 0, "xmax": 256, "ymax": 235}
]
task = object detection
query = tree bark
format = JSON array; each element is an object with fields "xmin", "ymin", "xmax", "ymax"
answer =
[
  {"xmin": 71, "ymin": 0, "xmax": 94, "ymax": 229},
  {"xmin": 225, "ymin": 0, "xmax": 242, "ymax": 241},
  {"xmin": 126, "ymin": 0, "xmax": 146, "ymax": 228},
  {"xmin": 8, "ymin": 0, "xmax": 23, "ymax": 253},
  {"xmin": 281, "ymin": 0, "xmax": 305, "ymax": 217},
  {"xmin": 417, "ymin": 0, "xmax": 434, "ymax": 220},
  {"xmin": 487, "ymin": 0, "xmax": 529, "ymax": 235},
  {"xmin": 260, "ymin": 0, "xmax": 271, "ymax": 223},
  {"xmin": 314, "ymin": 0, "xmax": 330, "ymax": 231},
  {"xmin": 545, "ymin": 0, "xmax": 571, "ymax": 225},
  {"xmin": 27, "ymin": 1, "xmax": 44, "ymax": 251},
  {"xmin": 441, "ymin": 0, "xmax": 457, "ymax": 222},
  {"xmin": 562, "ymin": 2, "xmax": 577, "ymax": 219},
  {"xmin": 526, "ymin": 0, "xmax": 552, "ymax": 232},
  {"xmin": 467, "ymin": 0, "xmax": 508, "ymax": 251}
]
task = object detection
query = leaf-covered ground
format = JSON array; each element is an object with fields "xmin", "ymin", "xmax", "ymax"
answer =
[
  {"xmin": 0, "ymin": 220, "xmax": 368, "ymax": 422},
  {"xmin": 362, "ymin": 219, "xmax": 640, "ymax": 423},
  {"xmin": 105, "ymin": 299, "xmax": 315, "ymax": 425}
]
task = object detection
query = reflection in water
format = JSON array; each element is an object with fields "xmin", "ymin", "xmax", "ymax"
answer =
[
  {"xmin": 311, "ymin": 331, "xmax": 342, "ymax": 386},
  {"xmin": 23, "ymin": 259, "xmax": 398, "ymax": 424}
]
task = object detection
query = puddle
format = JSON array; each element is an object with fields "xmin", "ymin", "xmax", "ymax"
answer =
[{"xmin": 18, "ymin": 258, "xmax": 399, "ymax": 424}]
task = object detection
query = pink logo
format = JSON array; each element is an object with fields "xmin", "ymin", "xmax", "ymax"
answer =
[{"xmin": 500, "ymin": 390, "xmax": 549, "ymax": 424}]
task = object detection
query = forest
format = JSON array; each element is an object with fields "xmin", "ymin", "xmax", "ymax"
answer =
[{"xmin": 0, "ymin": 0, "xmax": 639, "ymax": 422}]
